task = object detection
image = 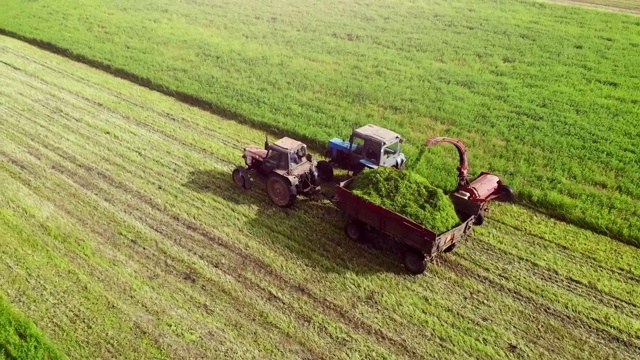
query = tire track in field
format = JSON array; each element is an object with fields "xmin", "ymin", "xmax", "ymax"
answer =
[
  {"xmin": 0, "ymin": 45, "xmax": 260, "ymax": 155},
  {"xmin": 491, "ymin": 218, "xmax": 640, "ymax": 282},
  {"xmin": 3, "ymin": 115, "xmax": 424, "ymax": 359},
  {"xmin": 0, "ymin": 61, "xmax": 242, "ymax": 167},
  {"xmin": 0, "ymin": 194, "xmax": 171, "ymax": 359},
  {"xmin": 1, "ymin": 154, "xmax": 227, "ymax": 360},
  {"xmin": 1, "ymin": 144, "xmax": 328, "ymax": 360},
  {"xmin": 467, "ymin": 237, "xmax": 640, "ymax": 338},
  {"xmin": 471, "ymin": 237, "xmax": 640, "ymax": 318},
  {"xmin": 442, "ymin": 254, "xmax": 639, "ymax": 360},
  {"xmin": 435, "ymin": 256, "xmax": 574, "ymax": 360},
  {"xmin": 449, "ymin": 241, "xmax": 640, "ymax": 358},
  {"xmin": 472, "ymin": 230, "xmax": 640, "ymax": 310}
]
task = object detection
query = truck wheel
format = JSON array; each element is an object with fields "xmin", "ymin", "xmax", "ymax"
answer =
[
  {"xmin": 317, "ymin": 160, "xmax": 334, "ymax": 182},
  {"xmin": 395, "ymin": 160, "xmax": 406, "ymax": 171},
  {"xmin": 403, "ymin": 250, "xmax": 427, "ymax": 275},
  {"xmin": 266, "ymin": 174, "xmax": 296, "ymax": 207},
  {"xmin": 232, "ymin": 166, "xmax": 252, "ymax": 189},
  {"xmin": 474, "ymin": 211, "xmax": 485, "ymax": 226},
  {"xmin": 345, "ymin": 220, "xmax": 365, "ymax": 242}
]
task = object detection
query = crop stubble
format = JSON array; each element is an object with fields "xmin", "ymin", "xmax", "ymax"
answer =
[{"xmin": 1, "ymin": 37, "xmax": 640, "ymax": 359}]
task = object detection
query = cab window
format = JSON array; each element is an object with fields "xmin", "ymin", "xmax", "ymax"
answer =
[
  {"xmin": 350, "ymin": 136, "xmax": 365, "ymax": 155},
  {"xmin": 384, "ymin": 141, "xmax": 399, "ymax": 156}
]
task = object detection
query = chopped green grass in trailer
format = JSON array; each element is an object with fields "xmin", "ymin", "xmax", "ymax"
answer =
[{"xmin": 351, "ymin": 167, "xmax": 460, "ymax": 234}]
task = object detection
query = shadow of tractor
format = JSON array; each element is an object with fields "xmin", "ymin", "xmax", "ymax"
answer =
[{"xmin": 184, "ymin": 166, "xmax": 407, "ymax": 276}]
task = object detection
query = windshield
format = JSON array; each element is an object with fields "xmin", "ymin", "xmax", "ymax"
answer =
[
  {"xmin": 288, "ymin": 146, "xmax": 308, "ymax": 168},
  {"xmin": 383, "ymin": 140, "xmax": 400, "ymax": 155}
]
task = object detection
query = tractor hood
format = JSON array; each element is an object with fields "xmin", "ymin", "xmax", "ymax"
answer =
[{"xmin": 328, "ymin": 138, "xmax": 357, "ymax": 152}]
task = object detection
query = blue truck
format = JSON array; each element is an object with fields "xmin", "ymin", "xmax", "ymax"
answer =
[{"xmin": 317, "ymin": 124, "xmax": 406, "ymax": 181}]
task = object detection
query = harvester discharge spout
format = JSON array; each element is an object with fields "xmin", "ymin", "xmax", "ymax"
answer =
[{"xmin": 425, "ymin": 137, "xmax": 470, "ymax": 188}]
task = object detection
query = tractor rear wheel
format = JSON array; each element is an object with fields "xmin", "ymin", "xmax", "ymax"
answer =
[
  {"xmin": 403, "ymin": 250, "xmax": 427, "ymax": 275},
  {"xmin": 266, "ymin": 174, "xmax": 296, "ymax": 207},
  {"xmin": 317, "ymin": 160, "xmax": 334, "ymax": 182}
]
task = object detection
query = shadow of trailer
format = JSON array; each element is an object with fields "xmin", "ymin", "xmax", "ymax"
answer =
[{"xmin": 329, "ymin": 178, "xmax": 487, "ymax": 275}]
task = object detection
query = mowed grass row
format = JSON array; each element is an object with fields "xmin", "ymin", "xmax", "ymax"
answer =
[
  {"xmin": 1, "ymin": 0, "xmax": 640, "ymax": 246},
  {"xmin": 2, "ymin": 36, "xmax": 640, "ymax": 359},
  {"xmin": 0, "ymin": 292, "xmax": 66, "ymax": 360}
]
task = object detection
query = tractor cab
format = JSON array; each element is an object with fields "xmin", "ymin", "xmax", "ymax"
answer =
[
  {"xmin": 262, "ymin": 137, "xmax": 314, "ymax": 176},
  {"xmin": 349, "ymin": 124, "xmax": 405, "ymax": 168},
  {"xmin": 320, "ymin": 124, "xmax": 406, "ymax": 180}
]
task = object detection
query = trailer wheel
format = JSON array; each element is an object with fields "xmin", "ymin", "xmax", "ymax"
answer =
[
  {"xmin": 345, "ymin": 220, "xmax": 365, "ymax": 242},
  {"xmin": 403, "ymin": 250, "xmax": 427, "ymax": 275},
  {"xmin": 474, "ymin": 211, "xmax": 485, "ymax": 226},
  {"xmin": 443, "ymin": 242, "xmax": 457, "ymax": 253}
]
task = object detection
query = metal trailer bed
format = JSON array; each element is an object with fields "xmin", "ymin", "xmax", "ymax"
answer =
[{"xmin": 331, "ymin": 178, "xmax": 480, "ymax": 274}]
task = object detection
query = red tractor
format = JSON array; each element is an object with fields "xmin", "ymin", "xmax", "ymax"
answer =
[
  {"xmin": 425, "ymin": 137, "xmax": 514, "ymax": 225},
  {"xmin": 232, "ymin": 136, "xmax": 321, "ymax": 207}
]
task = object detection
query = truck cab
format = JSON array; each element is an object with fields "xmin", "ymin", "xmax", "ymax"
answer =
[{"xmin": 320, "ymin": 124, "xmax": 406, "ymax": 180}]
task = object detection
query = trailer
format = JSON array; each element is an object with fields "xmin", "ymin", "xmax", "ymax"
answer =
[{"xmin": 330, "ymin": 177, "xmax": 480, "ymax": 275}]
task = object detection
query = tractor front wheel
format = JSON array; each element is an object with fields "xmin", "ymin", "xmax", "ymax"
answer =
[
  {"xmin": 266, "ymin": 174, "xmax": 297, "ymax": 207},
  {"xmin": 474, "ymin": 211, "xmax": 485, "ymax": 226},
  {"xmin": 232, "ymin": 166, "xmax": 252, "ymax": 189}
]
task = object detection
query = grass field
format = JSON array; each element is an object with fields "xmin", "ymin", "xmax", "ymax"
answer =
[
  {"xmin": 1, "ymin": 0, "xmax": 639, "ymax": 247},
  {"xmin": 2, "ymin": 35, "xmax": 640, "ymax": 359},
  {"xmin": 0, "ymin": 293, "xmax": 66, "ymax": 360}
]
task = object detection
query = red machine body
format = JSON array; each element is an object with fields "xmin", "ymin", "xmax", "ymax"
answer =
[{"xmin": 425, "ymin": 137, "xmax": 512, "ymax": 204}]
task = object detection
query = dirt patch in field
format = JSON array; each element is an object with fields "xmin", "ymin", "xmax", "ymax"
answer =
[{"xmin": 545, "ymin": 0, "xmax": 640, "ymax": 15}]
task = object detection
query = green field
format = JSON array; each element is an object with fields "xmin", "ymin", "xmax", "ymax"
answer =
[
  {"xmin": 2, "ymin": 35, "xmax": 640, "ymax": 359},
  {"xmin": 1, "ymin": 0, "xmax": 639, "ymax": 247},
  {"xmin": 0, "ymin": 293, "xmax": 66, "ymax": 360}
]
